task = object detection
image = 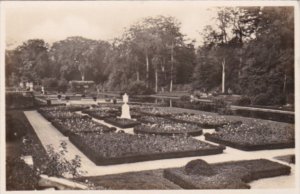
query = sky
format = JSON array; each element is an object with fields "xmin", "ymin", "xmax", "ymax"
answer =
[{"xmin": 3, "ymin": 1, "xmax": 220, "ymax": 49}]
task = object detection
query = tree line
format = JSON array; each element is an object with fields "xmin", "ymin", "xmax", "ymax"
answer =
[{"xmin": 6, "ymin": 7, "xmax": 294, "ymax": 105}]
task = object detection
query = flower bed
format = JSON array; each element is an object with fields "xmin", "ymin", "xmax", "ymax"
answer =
[
  {"xmin": 170, "ymin": 113, "xmax": 229, "ymax": 128},
  {"xmin": 51, "ymin": 117, "xmax": 116, "ymax": 136},
  {"xmin": 135, "ymin": 116, "xmax": 202, "ymax": 136},
  {"xmin": 69, "ymin": 133, "xmax": 225, "ymax": 165},
  {"xmin": 104, "ymin": 118, "xmax": 140, "ymax": 128},
  {"xmin": 137, "ymin": 107, "xmax": 177, "ymax": 117},
  {"xmin": 38, "ymin": 109, "xmax": 88, "ymax": 121},
  {"xmin": 39, "ymin": 105, "xmax": 89, "ymax": 112},
  {"xmin": 205, "ymin": 122, "xmax": 295, "ymax": 151},
  {"xmin": 82, "ymin": 108, "xmax": 119, "ymax": 120},
  {"xmin": 163, "ymin": 159, "xmax": 291, "ymax": 189}
]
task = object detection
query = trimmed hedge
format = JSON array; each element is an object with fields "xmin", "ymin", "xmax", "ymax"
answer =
[{"xmin": 163, "ymin": 159, "xmax": 291, "ymax": 189}]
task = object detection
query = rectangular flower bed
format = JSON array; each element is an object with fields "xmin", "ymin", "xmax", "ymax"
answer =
[
  {"xmin": 39, "ymin": 105, "xmax": 89, "ymax": 112},
  {"xmin": 51, "ymin": 117, "xmax": 116, "ymax": 136},
  {"xmin": 163, "ymin": 159, "xmax": 291, "ymax": 189},
  {"xmin": 69, "ymin": 133, "xmax": 225, "ymax": 165},
  {"xmin": 38, "ymin": 109, "xmax": 88, "ymax": 121},
  {"xmin": 135, "ymin": 116, "xmax": 202, "ymax": 136},
  {"xmin": 204, "ymin": 122, "xmax": 295, "ymax": 151},
  {"xmin": 104, "ymin": 118, "xmax": 140, "ymax": 128},
  {"xmin": 82, "ymin": 109, "xmax": 119, "ymax": 120},
  {"xmin": 170, "ymin": 113, "xmax": 230, "ymax": 128}
]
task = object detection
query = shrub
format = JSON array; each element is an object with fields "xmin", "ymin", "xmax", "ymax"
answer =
[
  {"xmin": 57, "ymin": 79, "xmax": 68, "ymax": 93},
  {"xmin": 93, "ymin": 96, "xmax": 97, "ymax": 101},
  {"xmin": 180, "ymin": 95, "xmax": 191, "ymax": 102},
  {"xmin": 6, "ymin": 112, "xmax": 28, "ymax": 141},
  {"xmin": 42, "ymin": 78, "xmax": 58, "ymax": 89},
  {"xmin": 126, "ymin": 81, "xmax": 154, "ymax": 95},
  {"xmin": 57, "ymin": 94, "xmax": 61, "ymax": 99},
  {"xmin": 184, "ymin": 159, "xmax": 215, "ymax": 176},
  {"xmin": 235, "ymin": 96, "xmax": 251, "ymax": 106},
  {"xmin": 65, "ymin": 96, "xmax": 70, "ymax": 101}
]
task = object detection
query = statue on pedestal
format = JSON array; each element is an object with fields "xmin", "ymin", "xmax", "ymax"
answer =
[{"xmin": 120, "ymin": 93, "xmax": 131, "ymax": 119}]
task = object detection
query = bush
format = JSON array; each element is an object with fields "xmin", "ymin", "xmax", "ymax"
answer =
[
  {"xmin": 57, "ymin": 94, "xmax": 61, "ymax": 99},
  {"xmin": 180, "ymin": 95, "xmax": 191, "ymax": 102},
  {"xmin": 42, "ymin": 78, "xmax": 58, "ymax": 89},
  {"xmin": 65, "ymin": 96, "xmax": 70, "ymax": 101},
  {"xmin": 6, "ymin": 112, "xmax": 28, "ymax": 141},
  {"xmin": 93, "ymin": 96, "xmax": 97, "ymax": 101},
  {"xmin": 235, "ymin": 96, "xmax": 251, "ymax": 106},
  {"xmin": 184, "ymin": 159, "xmax": 215, "ymax": 176},
  {"xmin": 57, "ymin": 79, "xmax": 68, "ymax": 93},
  {"xmin": 126, "ymin": 81, "xmax": 154, "ymax": 95}
]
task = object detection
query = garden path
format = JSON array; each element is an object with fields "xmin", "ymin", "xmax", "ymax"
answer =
[{"xmin": 25, "ymin": 110, "xmax": 295, "ymax": 188}]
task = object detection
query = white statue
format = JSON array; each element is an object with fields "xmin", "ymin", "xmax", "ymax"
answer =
[
  {"xmin": 120, "ymin": 93, "xmax": 131, "ymax": 119},
  {"xmin": 29, "ymin": 82, "xmax": 33, "ymax": 91}
]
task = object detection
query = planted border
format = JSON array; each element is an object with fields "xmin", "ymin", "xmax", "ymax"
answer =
[
  {"xmin": 104, "ymin": 118, "xmax": 140, "ymax": 128},
  {"xmin": 163, "ymin": 159, "xmax": 291, "ymax": 189},
  {"xmin": 204, "ymin": 134, "xmax": 294, "ymax": 151},
  {"xmin": 134, "ymin": 127, "xmax": 202, "ymax": 137},
  {"xmin": 69, "ymin": 133, "xmax": 225, "ymax": 165}
]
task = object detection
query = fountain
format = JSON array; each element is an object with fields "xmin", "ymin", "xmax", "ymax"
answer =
[{"xmin": 120, "ymin": 93, "xmax": 131, "ymax": 119}]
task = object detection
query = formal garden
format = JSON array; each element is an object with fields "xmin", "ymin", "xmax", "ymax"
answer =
[{"xmin": 4, "ymin": 4, "xmax": 296, "ymax": 192}]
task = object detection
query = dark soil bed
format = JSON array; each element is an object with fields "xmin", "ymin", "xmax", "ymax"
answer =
[
  {"xmin": 69, "ymin": 133, "xmax": 224, "ymax": 165},
  {"xmin": 163, "ymin": 159, "xmax": 291, "ymax": 189},
  {"xmin": 104, "ymin": 117, "xmax": 140, "ymax": 128}
]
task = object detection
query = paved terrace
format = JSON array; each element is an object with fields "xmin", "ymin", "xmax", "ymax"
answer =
[{"xmin": 24, "ymin": 110, "xmax": 295, "ymax": 188}]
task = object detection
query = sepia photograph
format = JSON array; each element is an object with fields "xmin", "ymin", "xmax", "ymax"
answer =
[{"xmin": 0, "ymin": 0, "xmax": 299, "ymax": 193}]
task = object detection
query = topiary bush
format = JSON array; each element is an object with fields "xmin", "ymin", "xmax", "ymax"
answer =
[{"xmin": 184, "ymin": 159, "xmax": 215, "ymax": 176}]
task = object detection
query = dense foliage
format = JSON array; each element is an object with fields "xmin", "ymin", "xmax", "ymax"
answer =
[{"xmin": 6, "ymin": 7, "xmax": 294, "ymax": 105}]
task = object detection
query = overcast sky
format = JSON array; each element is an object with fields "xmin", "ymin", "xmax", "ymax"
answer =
[
  {"xmin": 3, "ymin": 1, "xmax": 294, "ymax": 49},
  {"xmin": 4, "ymin": 1, "xmax": 221, "ymax": 49}
]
